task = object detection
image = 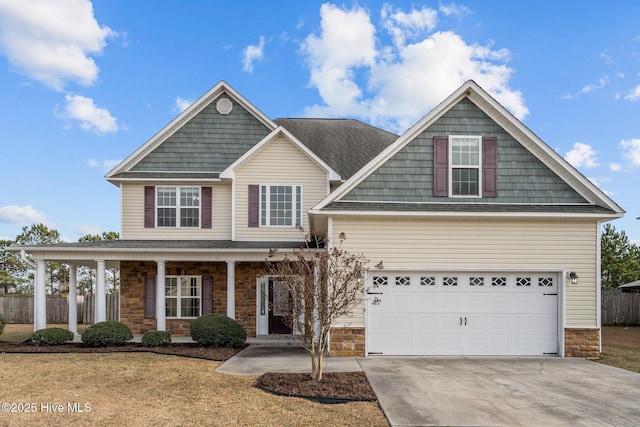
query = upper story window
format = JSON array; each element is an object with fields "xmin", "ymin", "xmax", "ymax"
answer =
[
  {"xmin": 433, "ymin": 135, "xmax": 497, "ymax": 198},
  {"xmin": 450, "ymin": 136, "xmax": 481, "ymax": 197},
  {"xmin": 260, "ymin": 184, "xmax": 302, "ymax": 227},
  {"xmin": 157, "ymin": 187, "xmax": 200, "ymax": 227}
]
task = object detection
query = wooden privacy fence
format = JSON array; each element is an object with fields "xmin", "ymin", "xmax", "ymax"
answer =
[
  {"xmin": 0, "ymin": 294, "xmax": 119, "ymax": 324},
  {"xmin": 602, "ymin": 292, "xmax": 640, "ymax": 326}
]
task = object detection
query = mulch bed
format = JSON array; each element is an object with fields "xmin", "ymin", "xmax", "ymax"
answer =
[
  {"xmin": 256, "ymin": 372, "xmax": 376, "ymax": 403},
  {"xmin": 0, "ymin": 341, "xmax": 377, "ymax": 403},
  {"xmin": 0, "ymin": 341, "xmax": 242, "ymax": 361}
]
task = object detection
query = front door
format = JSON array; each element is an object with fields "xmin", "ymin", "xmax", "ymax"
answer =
[{"xmin": 268, "ymin": 279, "xmax": 292, "ymax": 334}]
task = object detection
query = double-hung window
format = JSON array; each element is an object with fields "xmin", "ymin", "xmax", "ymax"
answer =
[
  {"xmin": 260, "ymin": 185, "xmax": 302, "ymax": 227},
  {"xmin": 165, "ymin": 276, "xmax": 201, "ymax": 318},
  {"xmin": 157, "ymin": 187, "xmax": 200, "ymax": 227},
  {"xmin": 450, "ymin": 136, "xmax": 481, "ymax": 197}
]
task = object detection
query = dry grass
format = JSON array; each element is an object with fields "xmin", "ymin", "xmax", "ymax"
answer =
[
  {"xmin": 0, "ymin": 352, "xmax": 387, "ymax": 427},
  {"xmin": 0, "ymin": 324, "xmax": 89, "ymax": 343},
  {"xmin": 597, "ymin": 326, "xmax": 640, "ymax": 373}
]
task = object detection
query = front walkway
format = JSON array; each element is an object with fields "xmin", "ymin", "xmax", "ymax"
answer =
[{"xmin": 216, "ymin": 346, "xmax": 361, "ymax": 375}]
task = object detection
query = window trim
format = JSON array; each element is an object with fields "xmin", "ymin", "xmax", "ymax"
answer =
[
  {"xmin": 165, "ymin": 275, "xmax": 202, "ymax": 319},
  {"xmin": 448, "ymin": 135, "xmax": 482, "ymax": 198},
  {"xmin": 156, "ymin": 186, "xmax": 201, "ymax": 228},
  {"xmin": 259, "ymin": 184, "xmax": 303, "ymax": 228}
]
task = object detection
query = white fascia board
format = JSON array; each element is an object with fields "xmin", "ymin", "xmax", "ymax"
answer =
[
  {"xmin": 313, "ymin": 81, "xmax": 473, "ymax": 211},
  {"xmin": 308, "ymin": 208, "xmax": 623, "ymax": 220},
  {"xmin": 219, "ymin": 126, "xmax": 341, "ymax": 181},
  {"xmin": 107, "ymin": 177, "xmax": 222, "ymax": 184},
  {"xmin": 465, "ymin": 84, "xmax": 624, "ymax": 214},
  {"xmin": 313, "ymin": 80, "xmax": 624, "ymax": 216},
  {"xmin": 105, "ymin": 81, "xmax": 277, "ymax": 179}
]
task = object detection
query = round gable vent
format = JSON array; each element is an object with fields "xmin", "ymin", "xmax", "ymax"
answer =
[{"xmin": 216, "ymin": 98, "xmax": 233, "ymax": 115}]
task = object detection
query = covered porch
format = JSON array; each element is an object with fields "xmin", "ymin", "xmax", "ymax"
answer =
[{"xmin": 9, "ymin": 240, "xmax": 314, "ymax": 336}]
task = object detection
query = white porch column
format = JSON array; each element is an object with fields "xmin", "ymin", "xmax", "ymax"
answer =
[
  {"xmin": 68, "ymin": 265, "xmax": 78, "ymax": 334},
  {"xmin": 156, "ymin": 261, "xmax": 166, "ymax": 331},
  {"xmin": 34, "ymin": 260, "xmax": 47, "ymax": 331},
  {"xmin": 226, "ymin": 261, "xmax": 235, "ymax": 319},
  {"xmin": 95, "ymin": 260, "xmax": 106, "ymax": 323}
]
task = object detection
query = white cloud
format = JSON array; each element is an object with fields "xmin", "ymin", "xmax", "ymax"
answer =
[
  {"xmin": 175, "ymin": 97, "xmax": 193, "ymax": 113},
  {"xmin": 609, "ymin": 163, "xmax": 622, "ymax": 172},
  {"xmin": 242, "ymin": 35, "xmax": 266, "ymax": 73},
  {"xmin": 76, "ymin": 223, "xmax": 101, "ymax": 236},
  {"xmin": 624, "ymin": 85, "xmax": 640, "ymax": 101},
  {"xmin": 0, "ymin": 205, "xmax": 51, "ymax": 227},
  {"xmin": 87, "ymin": 158, "xmax": 121, "ymax": 171},
  {"xmin": 581, "ymin": 76, "xmax": 609, "ymax": 94},
  {"xmin": 300, "ymin": 3, "xmax": 527, "ymax": 132},
  {"xmin": 439, "ymin": 2, "xmax": 472, "ymax": 18},
  {"xmin": 0, "ymin": 0, "xmax": 114, "ymax": 90},
  {"xmin": 565, "ymin": 142, "xmax": 598, "ymax": 168},
  {"xmin": 381, "ymin": 4, "xmax": 438, "ymax": 47},
  {"xmin": 57, "ymin": 94, "xmax": 118, "ymax": 134},
  {"xmin": 620, "ymin": 138, "xmax": 640, "ymax": 166}
]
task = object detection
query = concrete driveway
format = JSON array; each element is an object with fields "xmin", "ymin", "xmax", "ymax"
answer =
[{"xmin": 359, "ymin": 356, "xmax": 640, "ymax": 427}]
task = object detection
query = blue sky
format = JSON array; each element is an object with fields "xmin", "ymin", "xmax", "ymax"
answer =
[{"xmin": 0, "ymin": 0, "xmax": 639, "ymax": 243}]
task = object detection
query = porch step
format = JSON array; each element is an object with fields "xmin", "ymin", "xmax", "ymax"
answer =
[{"xmin": 247, "ymin": 335, "xmax": 302, "ymax": 347}]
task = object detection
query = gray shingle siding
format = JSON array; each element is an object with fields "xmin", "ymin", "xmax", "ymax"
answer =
[
  {"xmin": 342, "ymin": 98, "xmax": 589, "ymax": 204},
  {"xmin": 131, "ymin": 94, "xmax": 271, "ymax": 173}
]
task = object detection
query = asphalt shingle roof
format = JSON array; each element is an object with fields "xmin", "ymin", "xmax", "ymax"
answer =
[{"xmin": 275, "ymin": 118, "xmax": 398, "ymax": 179}]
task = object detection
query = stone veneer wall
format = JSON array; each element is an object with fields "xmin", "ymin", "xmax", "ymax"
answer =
[
  {"xmin": 120, "ymin": 261, "xmax": 265, "ymax": 336},
  {"xmin": 329, "ymin": 327, "xmax": 365, "ymax": 357},
  {"xmin": 565, "ymin": 328, "xmax": 600, "ymax": 359}
]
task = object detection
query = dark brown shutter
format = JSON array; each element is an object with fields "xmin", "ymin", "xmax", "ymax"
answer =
[
  {"xmin": 482, "ymin": 137, "xmax": 498, "ymax": 198},
  {"xmin": 144, "ymin": 277, "xmax": 156, "ymax": 319},
  {"xmin": 433, "ymin": 136, "xmax": 449, "ymax": 197},
  {"xmin": 144, "ymin": 186, "xmax": 155, "ymax": 228},
  {"xmin": 201, "ymin": 187, "xmax": 212, "ymax": 229},
  {"xmin": 248, "ymin": 184, "xmax": 260, "ymax": 227},
  {"xmin": 202, "ymin": 276, "xmax": 213, "ymax": 315}
]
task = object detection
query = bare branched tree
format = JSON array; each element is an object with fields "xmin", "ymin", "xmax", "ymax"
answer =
[{"xmin": 267, "ymin": 232, "xmax": 367, "ymax": 381}]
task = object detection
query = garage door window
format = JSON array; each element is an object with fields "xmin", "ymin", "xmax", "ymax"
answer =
[
  {"xmin": 373, "ymin": 276, "xmax": 388, "ymax": 287},
  {"xmin": 492, "ymin": 277, "xmax": 507, "ymax": 287},
  {"xmin": 517, "ymin": 277, "xmax": 532, "ymax": 287},
  {"xmin": 539, "ymin": 277, "xmax": 554, "ymax": 287},
  {"xmin": 421, "ymin": 277, "xmax": 436, "ymax": 286},
  {"xmin": 470, "ymin": 277, "xmax": 485, "ymax": 286}
]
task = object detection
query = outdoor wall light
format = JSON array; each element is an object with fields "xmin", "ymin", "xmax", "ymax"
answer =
[{"xmin": 569, "ymin": 271, "xmax": 579, "ymax": 285}]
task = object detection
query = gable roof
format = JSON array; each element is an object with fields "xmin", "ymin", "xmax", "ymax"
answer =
[
  {"xmin": 312, "ymin": 80, "xmax": 624, "ymax": 217},
  {"xmin": 274, "ymin": 118, "xmax": 398, "ymax": 180},
  {"xmin": 106, "ymin": 81, "xmax": 276, "ymax": 184},
  {"xmin": 219, "ymin": 126, "xmax": 341, "ymax": 181}
]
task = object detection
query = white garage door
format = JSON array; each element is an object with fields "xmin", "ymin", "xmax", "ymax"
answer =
[{"xmin": 367, "ymin": 272, "xmax": 558, "ymax": 356}]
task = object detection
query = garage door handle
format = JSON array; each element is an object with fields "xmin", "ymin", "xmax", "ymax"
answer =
[{"xmin": 464, "ymin": 317, "xmax": 467, "ymax": 326}]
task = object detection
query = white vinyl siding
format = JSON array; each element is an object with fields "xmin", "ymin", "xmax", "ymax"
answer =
[
  {"xmin": 121, "ymin": 183, "xmax": 231, "ymax": 239},
  {"xmin": 235, "ymin": 136, "xmax": 329, "ymax": 241},
  {"xmin": 331, "ymin": 216, "xmax": 599, "ymax": 329}
]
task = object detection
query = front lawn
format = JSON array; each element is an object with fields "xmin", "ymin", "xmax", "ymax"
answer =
[
  {"xmin": 597, "ymin": 326, "xmax": 640, "ymax": 373},
  {"xmin": 0, "ymin": 323, "xmax": 89, "ymax": 342},
  {"xmin": 0, "ymin": 353, "xmax": 388, "ymax": 426}
]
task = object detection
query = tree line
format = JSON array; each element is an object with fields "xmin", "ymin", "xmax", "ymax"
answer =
[{"xmin": 0, "ymin": 223, "xmax": 119, "ymax": 295}]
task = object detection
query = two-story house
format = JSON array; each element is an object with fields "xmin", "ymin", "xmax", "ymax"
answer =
[{"xmin": 16, "ymin": 80, "xmax": 623, "ymax": 358}]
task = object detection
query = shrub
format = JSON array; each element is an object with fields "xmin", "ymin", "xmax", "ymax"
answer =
[
  {"xmin": 141, "ymin": 330, "xmax": 172, "ymax": 347},
  {"xmin": 30, "ymin": 327, "xmax": 74, "ymax": 346},
  {"xmin": 190, "ymin": 314, "xmax": 246, "ymax": 348},
  {"xmin": 81, "ymin": 321, "xmax": 133, "ymax": 347},
  {"xmin": 0, "ymin": 313, "xmax": 5, "ymax": 336}
]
